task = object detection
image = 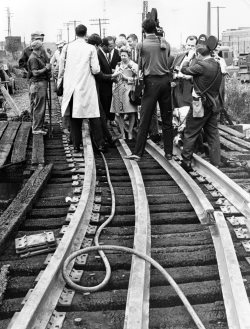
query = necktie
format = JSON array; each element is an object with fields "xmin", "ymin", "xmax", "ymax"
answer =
[{"xmin": 108, "ymin": 53, "xmax": 111, "ymax": 63}]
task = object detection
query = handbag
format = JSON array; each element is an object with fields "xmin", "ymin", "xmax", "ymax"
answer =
[
  {"xmin": 129, "ymin": 79, "xmax": 144, "ymax": 106},
  {"xmin": 56, "ymin": 46, "xmax": 68, "ymax": 97},
  {"xmin": 128, "ymin": 44, "xmax": 144, "ymax": 106}
]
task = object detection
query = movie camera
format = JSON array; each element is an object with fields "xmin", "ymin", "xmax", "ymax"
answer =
[{"xmin": 145, "ymin": 8, "xmax": 164, "ymax": 37}]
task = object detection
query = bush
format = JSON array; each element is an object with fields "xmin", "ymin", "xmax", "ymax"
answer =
[{"xmin": 225, "ymin": 77, "xmax": 250, "ymax": 123}]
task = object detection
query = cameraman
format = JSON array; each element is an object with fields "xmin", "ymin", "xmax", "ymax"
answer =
[{"xmin": 125, "ymin": 18, "xmax": 173, "ymax": 161}]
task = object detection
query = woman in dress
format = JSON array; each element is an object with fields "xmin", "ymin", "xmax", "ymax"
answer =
[{"xmin": 111, "ymin": 46, "xmax": 138, "ymax": 139}]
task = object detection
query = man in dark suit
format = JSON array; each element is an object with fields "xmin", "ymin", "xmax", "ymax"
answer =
[
  {"xmin": 109, "ymin": 36, "xmax": 121, "ymax": 71},
  {"xmin": 171, "ymin": 35, "xmax": 197, "ymax": 109},
  {"xmin": 171, "ymin": 35, "xmax": 197, "ymax": 146},
  {"xmin": 97, "ymin": 36, "xmax": 120, "ymax": 124}
]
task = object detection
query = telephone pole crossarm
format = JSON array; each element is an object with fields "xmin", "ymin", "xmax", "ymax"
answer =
[{"xmin": 89, "ymin": 18, "xmax": 110, "ymax": 38}]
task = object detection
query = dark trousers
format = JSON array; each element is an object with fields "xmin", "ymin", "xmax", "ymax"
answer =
[
  {"xmin": 99, "ymin": 91, "xmax": 115, "ymax": 121},
  {"xmin": 69, "ymin": 96, "xmax": 104, "ymax": 149},
  {"xmin": 134, "ymin": 75, "xmax": 173, "ymax": 157},
  {"xmin": 181, "ymin": 105, "xmax": 221, "ymax": 166}
]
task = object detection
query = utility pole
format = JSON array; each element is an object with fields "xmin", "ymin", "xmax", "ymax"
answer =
[
  {"xmin": 63, "ymin": 22, "xmax": 74, "ymax": 43},
  {"xmin": 102, "ymin": 0, "xmax": 107, "ymax": 38},
  {"xmin": 142, "ymin": 1, "xmax": 148, "ymax": 22},
  {"xmin": 69, "ymin": 20, "xmax": 81, "ymax": 39},
  {"xmin": 207, "ymin": 2, "xmax": 211, "ymax": 37},
  {"xmin": 6, "ymin": 7, "xmax": 13, "ymax": 36},
  {"xmin": 89, "ymin": 18, "xmax": 109, "ymax": 38},
  {"xmin": 211, "ymin": 6, "xmax": 226, "ymax": 41},
  {"xmin": 57, "ymin": 29, "xmax": 63, "ymax": 42}
]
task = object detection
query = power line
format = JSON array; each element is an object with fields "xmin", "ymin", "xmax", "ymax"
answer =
[{"xmin": 89, "ymin": 18, "xmax": 109, "ymax": 38}]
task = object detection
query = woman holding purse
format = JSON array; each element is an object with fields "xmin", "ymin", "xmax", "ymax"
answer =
[{"xmin": 111, "ymin": 46, "xmax": 138, "ymax": 140}]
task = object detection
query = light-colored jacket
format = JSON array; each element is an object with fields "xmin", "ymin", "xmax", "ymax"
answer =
[{"xmin": 58, "ymin": 38, "xmax": 100, "ymax": 118}]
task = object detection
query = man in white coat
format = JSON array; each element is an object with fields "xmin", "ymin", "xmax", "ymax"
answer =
[{"xmin": 58, "ymin": 24, "xmax": 100, "ymax": 151}]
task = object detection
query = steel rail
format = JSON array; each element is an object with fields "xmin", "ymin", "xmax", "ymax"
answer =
[
  {"xmin": 146, "ymin": 140, "xmax": 214, "ymax": 225},
  {"xmin": 8, "ymin": 119, "xmax": 96, "ymax": 329},
  {"xmin": 175, "ymin": 146, "xmax": 250, "ymax": 234},
  {"xmin": 169, "ymin": 144, "xmax": 250, "ymax": 328},
  {"xmin": 117, "ymin": 139, "xmax": 151, "ymax": 329}
]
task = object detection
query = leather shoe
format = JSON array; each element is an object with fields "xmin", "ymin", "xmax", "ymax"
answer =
[
  {"xmin": 181, "ymin": 161, "xmax": 192, "ymax": 172},
  {"xmin": 165, "ymin": 153, "xmax": 172, "ymax": 160}
]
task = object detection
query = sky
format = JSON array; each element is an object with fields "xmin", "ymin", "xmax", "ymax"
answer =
[{"xmin": 0, "ymin": 0, "xmax": 250, "ymax": 48}]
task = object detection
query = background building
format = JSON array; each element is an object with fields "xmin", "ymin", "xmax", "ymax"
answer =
[{"xmin": 222, "ymin": 27, "xmax": 250, "ymax": 56}]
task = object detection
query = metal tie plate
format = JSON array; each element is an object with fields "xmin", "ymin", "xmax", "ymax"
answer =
[
  {"xmin": 73, "ymin": 187, "xmax": 82, "ymax": 194},
  {"xmin": 216, "ymin": 198, "xmax": 232, "ymax": 206},
  {"xmin": 189, "ymin": 171, "xmax": 199, "ymax": 177},
  {"xmin": 93, "ymin": 203, "xmax": 101, "ymax": 212},
  {"xmin": 196, "ymin": 176, "xmax": 207, "ymax": 183},
  {"xmin": 58, "ymin": 287, "xmax": 75, "ymax": 306},
  {"xmin": 90, "ymin": 213, "xmax": 100, "ymax": 223},
  {"xmin": 220, "ymin": 205, "xmax": 239, "ymax": 214},
  {"xmin": 65, "ymin": 196, "xmax": 80, "ymax": 203},
  {"xmin": 86, "ymin": 225, "xmax": 97, "ymax": 235},
  {"xmin": 204, "ymin": 184, "xmax": 215, "ymax": 191},
  {"xmin": 227, "ymin": 216, "xmax": 246, "ymax": 226},
  {"xmin": 15, "ymin": 232, "xmax": 55, "ymax": 251},
  {"xmin": 72, "ymin": 174, "xmax": 80, "ymax": 181},
  {"xmin": 46, "ymin": 311, "xmax": 66, "ymax": 329},
  {"xmin": 242, "ymin": 241, "xmax": 250, "ymax": 252},
  {"xmin": 95, "ymin": 187, "xmax": 102, "ymax": 194},
  {"xmin": 234, "ymin": 227, "xmax": 250, "ymax": 239},
  {"xmin": 69, "ymin": 269, "xmax": 84, "ymax": 282},
  {"xmin": 81, "ymin": 238, "xmax": 93, "ymax": 248},
  {"xmin": 210, "ymin": 190, "xmax": 222, "ymax": 198},
  {"xmin": 72, "ymin": 181, "xmax": 81, "ymax": 187},
  {"xmin": 68, "ymin": 204, "xmax": 78, "ymax": 213},
  {"xmin": 94, "ymin": 195, "xmax": 102, "ymax": 203},
  {"xmin": 75, "ymin": 254, "xmax": 88, "ymax": 265}
]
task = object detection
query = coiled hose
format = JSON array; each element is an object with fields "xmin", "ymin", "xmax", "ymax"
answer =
[{"xmin": 62, "ymin": 152, "xmax": 206, "ymax": 329}]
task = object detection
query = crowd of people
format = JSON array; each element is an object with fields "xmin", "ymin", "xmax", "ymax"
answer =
[{"xmin": 18, "ymin": 17, "xmax": 227, "ymax": 170}]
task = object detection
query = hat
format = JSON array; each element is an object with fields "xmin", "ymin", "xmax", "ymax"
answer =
[
  {"xmin": 31, "ymin": 40, "xmax": 43, "ymax": 50},
  {"xmin": 56, "ymin": 40, "xmax": 66, "ymax": 48},
  {"xmin": 197, "ymin": 34, "xmax": 208, "ymax": 46},
  {"xmin": 31, "ymin": 31, "xmax": 45, "ymax": 40}
]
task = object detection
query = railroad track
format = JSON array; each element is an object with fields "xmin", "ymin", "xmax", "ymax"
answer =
[{"xmin": 1, "ymin": 98, "xmax": 250, "ymax": 328}]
